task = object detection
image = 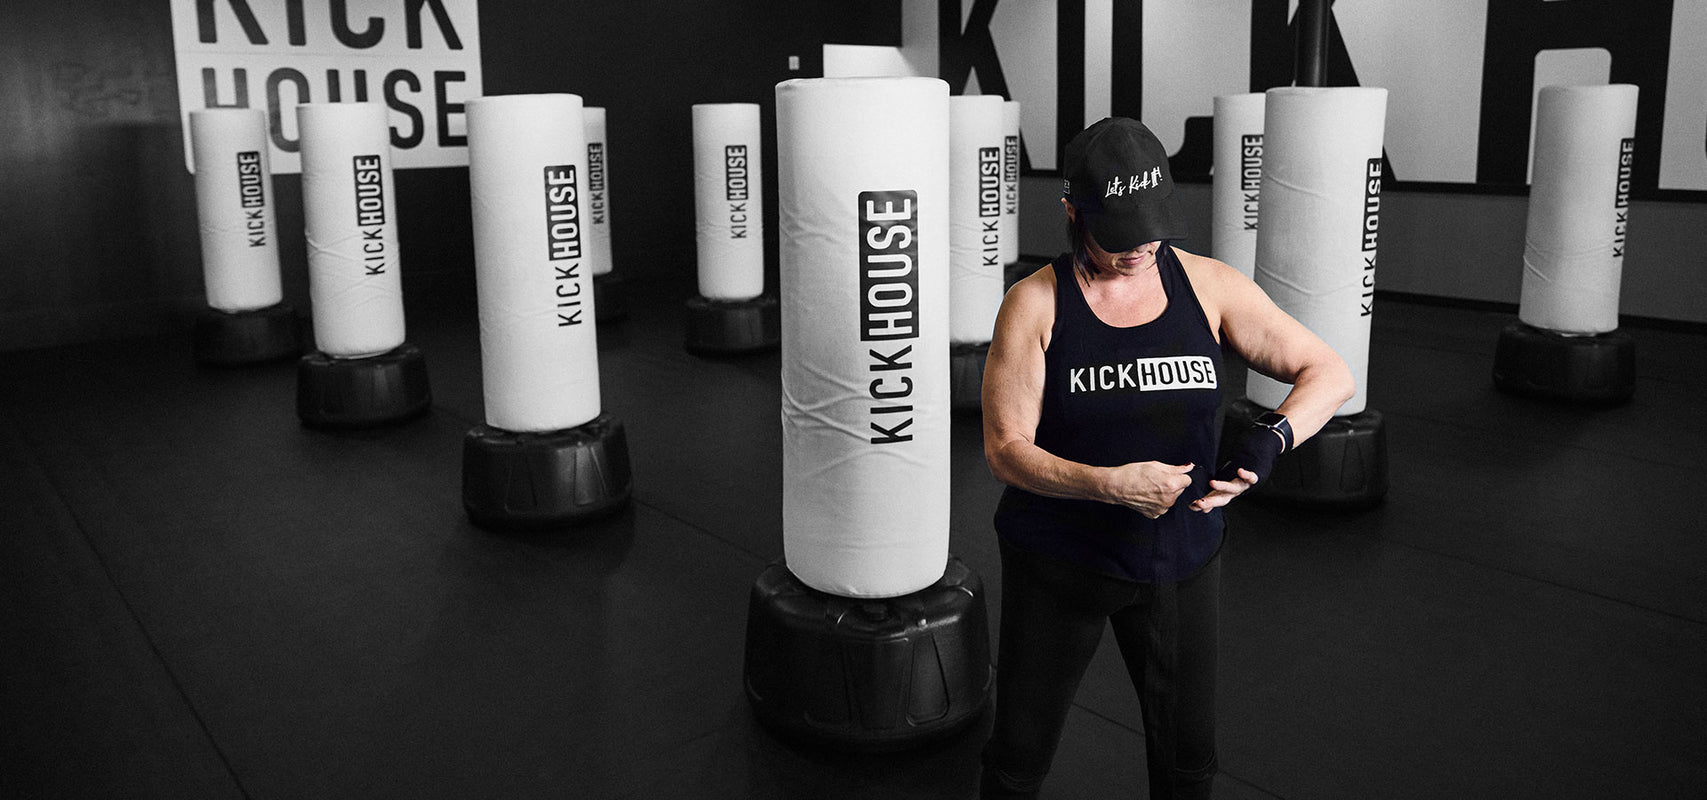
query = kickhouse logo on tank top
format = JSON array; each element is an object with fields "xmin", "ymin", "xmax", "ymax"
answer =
[{"xmin": 1068, "ymin": 355, "xmax": 1217, "ymax": 394}]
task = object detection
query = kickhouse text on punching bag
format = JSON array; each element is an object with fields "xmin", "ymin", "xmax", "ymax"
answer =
[{"xmin": 860, "ymin": 190, "xmax": 921, "ymax": 445}]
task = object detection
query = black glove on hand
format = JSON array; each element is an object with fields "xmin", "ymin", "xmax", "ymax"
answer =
[{"xmin": 1214, "ymin": 425, "xmax": 1285, "ymax": 485}]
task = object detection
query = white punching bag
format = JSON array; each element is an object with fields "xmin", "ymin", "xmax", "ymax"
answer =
[
  {"xmin": 189, "ymin": 107, "xmax": 284, "ymax": 313},
  {"xmin": 1247, "ymin": 87, "xmax": 1387, "ymax": 417},
  {"xmin": 465, "ymin": 94, "xmax": 600, "ymax": 434},
  {"xmin": 1212, "ymin": 93, "xmax": 1265, "ymax": 279},
  {"xmin": 776, "ymin": 77, "xmax": 951, "ymax": 598},
  {"xmin": 297, "ymin": 102, "xmax": 407, "ymax": 359},
  {"xmin": 949, "ymin": 94, "xmax": 1006, "ymax": 346},
  {"xmin": 1519, "ymin": 84, "xmax": 1639, "ymax": 336},
  {"xmin": 693, "ymin": 103, "xmax": 766, "ymax": 301},
  {"xmin": 1000, "ymin": 100, "xmax": 1022, "ymax": 267},
  {"xmin": 583, "ymin": 107, "xmax": 614, "ymax": 280}
]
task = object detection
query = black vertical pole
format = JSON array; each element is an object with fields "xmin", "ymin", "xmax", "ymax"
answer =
[{"xmin": 1296, "ymin": 0, "xmax": 1330, "ymax": 87}]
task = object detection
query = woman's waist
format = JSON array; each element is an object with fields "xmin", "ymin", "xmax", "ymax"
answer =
[{"xmin": 995, "ymin": 481, "xmax": 1220, "ymax": 530}]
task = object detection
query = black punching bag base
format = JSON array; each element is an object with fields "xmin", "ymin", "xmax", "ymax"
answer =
[
  {"xmin": 193, "ymin": 303, "xmax": 301, "ymax": 367},
  {"xmin": 743, "ymin": 556, "xmax": 993, "ymax": 753},
  {"xmin": 1492, "ymin": 322, "xmax": 1634, "ymax": 406},
  {"xmin": 684, "ymin": 294, "xmax": 780, "ymax": 355},
  {"xmin": 1224, "ymin": 398, "xmax": 1388, "ymax": 509},
  {"xmin": 295, "ymin": 343, "xmax": 431, "ymax": 430},
  {"xmin": 593, "ymin": 272, "xmax": 627, "ymax": 324},
  {"xmin": 949, "ymin": 342, "xmax": 989, "ymax": 414},
  {"xmin": 461, "ymin": 415, "xmax": 633, "ymax": 531}
]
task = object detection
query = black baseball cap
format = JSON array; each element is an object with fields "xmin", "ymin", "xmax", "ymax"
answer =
[{"xmin": 1062, "ymin": 117, "xmax": 1188, "ymax": 253}]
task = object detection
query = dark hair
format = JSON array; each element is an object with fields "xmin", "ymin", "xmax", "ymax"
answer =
[{"xmin": 1066, "ymin": 207, "xmax": 1101, "ymax": 281}]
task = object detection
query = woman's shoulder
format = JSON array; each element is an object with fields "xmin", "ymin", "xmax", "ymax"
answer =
[
  {"xmin": 1005, "ymin": 258, "xmax": 1060, "ymax": 308},
  {"xmin": 1172, "ymin": 246, "xmax": 1241, "ymax": 284},
  {"xmin": 1172, "ymin": 247, "xmax": 1258, "ymax": 302},
  {"xmin": 1170, "ymin": 246, "xmax": 1261, "ymax": 334},
  {"xmin": 994, "ymin": 258, "xmax": 1061, "ymax": 345}
]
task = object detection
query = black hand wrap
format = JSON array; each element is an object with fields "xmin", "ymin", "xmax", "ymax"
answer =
[{"xmin": 1214, "ymin": 425, "xmax": 1285, "ymax": 484}]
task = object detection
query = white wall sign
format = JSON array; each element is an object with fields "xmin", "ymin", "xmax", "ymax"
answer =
[{"xmin": 170, "ymin": 0, "xmax": 482, "ymax": 174}]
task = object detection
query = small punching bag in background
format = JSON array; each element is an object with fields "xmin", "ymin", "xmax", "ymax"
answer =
[
  {"xmin": 293, "ymin": 102, "xmax": 431, "ymax": 429},
  {"xmin": 584, "ymin": 107, "xmax": 626, "ymax": 325},
  {"xmin": 1211, "ymin": 93, "xmax": 1266, "ymax": 280},
  {"xmin": 947, "ymin": 94, "xmax": 1007, "ymax": 414},
  {"xmin": 743, "ymin": 76, "xmax": 991, "ymax": 751},
  {"xmin": 684, "ymin": 102, "xmax": 779, "ymax": 355},
  {"xmin": 187, "ymin": 107, "xmax": 301, "ymax": 366},
  {"xmin": 460, "ymin": 93, "xmax": 632, "ymax": 530},
  {"xmin": 1492, "ymin": 84, "xmax": 1639, "ymax": 405},
  {"xmin": 999, "ymin": 99, "xmax": 1025, "ymax": 289},
  {"xmin": 1225, "ymin": 86, "xmax": 1390, "ymax": 508}
]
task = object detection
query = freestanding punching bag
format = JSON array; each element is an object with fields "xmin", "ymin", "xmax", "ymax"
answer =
[
  {"xmin": 947, "ymin": 94, "xmax": 1006, "ymax": 413},
  {"xmin": 684, "ymin": 102, "xmax": 779, "ymax": 355},
  {"xmin": 999, "ymin": 99, "xmax": 1025, "ymax": 289},
  {"xmin": 1225, "ymin": 87, "xmax": 1389, "ymax": 507},
  {"xmin": 583, "ymin": 107, "xmax": 625, "ymax": 324},
  {"xmin": 294, "ymin": 102, "xmax": 431, "ymax": 428},
  {"xmin": 187, "ymin": 107, "xmax": 301, "ymax": 366},
  {"xmin": 460, "ymin": 93, "xmax": 632, "ymax": 529},
  {"xmin": 1212, "ymin": 93, "xmax": 1266, "ymax": 279},
  {"xmin": 743, "ymin": 77, "xmax": 990, "ymax": 751},
  {"xmin": 1492, "ymin": 84, "xmax": 1639, "ymax": 405}
]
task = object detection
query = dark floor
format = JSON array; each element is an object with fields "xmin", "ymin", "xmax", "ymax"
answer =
[{"xmin": 3, "ymin": 279, "xmax": 1704, "ymax": 800}]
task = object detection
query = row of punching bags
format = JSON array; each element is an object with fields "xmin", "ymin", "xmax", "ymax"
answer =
[
  {"xmin": 181, "ymin": 83, "xmax": 1000, "ymax": 749},
  {"xmin": 1214, "ymin": 84, "xmax": 1643, "ymax": 417},
  {"xmin": 182, "ymin": 75, "xmax": 1640, "ymax": 750},
  {"xmin": 1213, "ymin": 81, "xmax": 1642, "ymax": 511}
]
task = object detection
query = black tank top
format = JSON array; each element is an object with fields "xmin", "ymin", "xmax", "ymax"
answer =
[{"xmin": 993, "ymin": 246, "xmax": 1224, "ymax": 582}]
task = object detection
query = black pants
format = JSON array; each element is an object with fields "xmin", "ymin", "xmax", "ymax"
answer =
[{"xmin": 980, "ymin": 538, "xmax": 1221, "ymax": 799}]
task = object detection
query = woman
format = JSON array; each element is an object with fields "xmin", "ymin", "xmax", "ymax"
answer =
[{"xmin": 978, "ymin": 117, "xmax": 1355, "ymax": 799}]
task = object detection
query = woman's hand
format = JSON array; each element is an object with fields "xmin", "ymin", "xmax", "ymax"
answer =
[
  {"xmin": 1102, "ymin": 461, "xmax": 1196, "ymax": 519},
  {"xmin": 1189, "ymin": 468, "xmax": 1258, "ymax": 512}
]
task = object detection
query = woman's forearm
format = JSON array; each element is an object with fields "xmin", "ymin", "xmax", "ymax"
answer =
[
  {"xmin": 1270, "ymin": 358, "xmax": 1357, "ymax": 446},
  {"xmin": 987, "ymin": 436, "xmax": 1112, "ymax": 504}
]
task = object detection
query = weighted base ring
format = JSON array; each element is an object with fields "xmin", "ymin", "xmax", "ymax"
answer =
[
  {"xmin": 1492, "ymin": 322, "xmax": 1634, "ymax": 405},
  {"xmin": 461, "ymin": 415, "xmax": 633, "ymax": 530},
  {"xmin": 296, "ymin": 343, "xmax": 431, "ymax": 429},
  {"xmin": 193, "ymin": 303, "xmax": 301, "ymax": 367},
  {"xmin": 1224, "ymin": 398, "xmax": 1387, "ymax": 509},
  {"xmin": 743, "ymin": 556, "xmax": 992, "ymax": 752},
  {"xmin": 684, "ymin": 294, "xmax": 779, "ymax": 355}
]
